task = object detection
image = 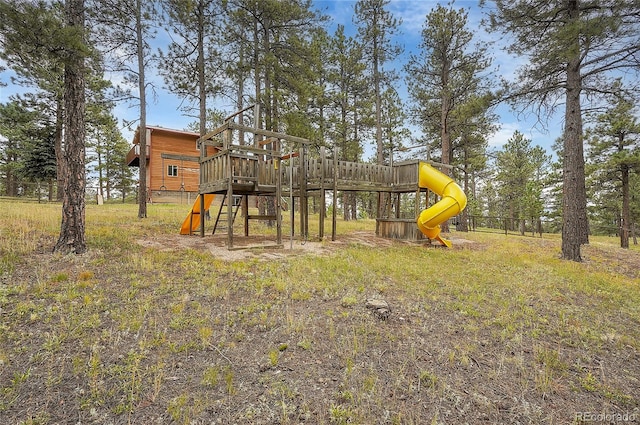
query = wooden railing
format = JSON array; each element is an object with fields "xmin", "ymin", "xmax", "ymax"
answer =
[{"xmin": 200, "ymin": 152, "xmax": 424, "ymax": 193}]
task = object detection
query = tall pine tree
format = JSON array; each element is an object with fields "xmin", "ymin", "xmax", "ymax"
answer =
[
  {"xmin": 482, "ymin": 0, "xmax": 640, "ymax": 261},
  {"xmin": 586, "ymin": 95, "xmax": 640, "ymax": 248}
]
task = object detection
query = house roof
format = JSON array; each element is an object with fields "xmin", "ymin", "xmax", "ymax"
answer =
[{"xmin": 132, "ymin": 126, "xmax": 201, "ymax": 144}]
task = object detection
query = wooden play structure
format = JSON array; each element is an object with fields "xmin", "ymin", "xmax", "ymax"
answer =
[{"xmin": 184, "ymin": 105, "xmax": 466, "ymax": 249}]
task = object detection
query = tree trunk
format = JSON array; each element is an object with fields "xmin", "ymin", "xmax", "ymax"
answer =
[
  {"xmin": 97, "ymin": 147, "xmax": 104, "ymax": 199},
  {"xmin": 5, "ymin": 158, "xmax": 16, "ymax": 197},
  {"xmin": 136, "ymin": 0, "xmax": 147, "ymax": 218},
  {"xmin": 458, "ymin": 152, "xmax": 469, "ymax": 232},
  {"xmin": 48, "ymin": 177, "xmax": 54, "ymax": 201},
  {"xmin": 197, "ymin": 0, "xmax": 206, "ymax": 139},
  {"xmin": 54, "ymin": 0, "xmax": 86, "ymax": 254},
  {"xmin": 55, "ymin": 95, "xmax": 65, "ymax": 201},
  {"xmin": 561, "ymin": 1, "xmax": 588, "ymax": 261},
  {"xmin": 620, "ymin": 164, "xmax": 630, "ymax": 249},
  {"xmin": 237, "ymin": 44, "xmax": 245, "ymax": 145},
  {"xmin": 439, "ymin": 67, "xmax": 451, "ymax": 233},
  {"xmin": 561, "ymin": 80, "xmax": 587, "ymax": 260},
  {"xmin": 342, "ymin": 192, "xmax": 350, "ymax": 221}
]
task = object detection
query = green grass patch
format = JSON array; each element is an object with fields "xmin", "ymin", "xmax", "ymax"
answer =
[{"xmin": 0, "ymin": 200, "xmax": 638, "ymax": 424}]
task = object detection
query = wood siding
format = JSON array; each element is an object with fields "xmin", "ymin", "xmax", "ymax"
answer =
[{"xmin": 147, "ymin": 129, "xmax": 201, "ymax": 193}]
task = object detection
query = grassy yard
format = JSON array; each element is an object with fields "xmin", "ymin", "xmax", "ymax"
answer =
[{"xmin": 0, "ymin": 200, "xmax": 638, "ymax": 424}]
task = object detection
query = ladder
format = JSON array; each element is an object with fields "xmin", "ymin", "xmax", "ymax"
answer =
[{"xmin": 212, "ymin": 194, "xmax": 243, "ymax": 234}]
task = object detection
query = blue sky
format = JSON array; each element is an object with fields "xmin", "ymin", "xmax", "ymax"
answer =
[
  {"xmin": 0, "ymin": 0, "xmax": 562, "ymax": 157},
  {"xmin": 315, "ymin": 0, "xmax": 562, "ymax": 156}
]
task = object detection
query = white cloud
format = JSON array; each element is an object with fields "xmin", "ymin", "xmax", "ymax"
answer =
[{"xmin": 488, "ymin": 117, "xmax": 561, "ymax": 154}]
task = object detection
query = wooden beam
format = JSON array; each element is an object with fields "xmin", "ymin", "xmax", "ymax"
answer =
[
  {"xmin": 224, "ymin": 103, "xmax": 257, "ymax": 122},
  {"xmin": 258, "ymin": 137, "xmax": 279, "ymax": 146},
  {"xmin": 281, "ymin": 152, "xmax": 299, "ymax": 160},
  {"xmin": 229, "ymin": 144, "xmax": 279, "ymax": 157},
  {"xmin": 161, "ymin": 153, "xmax": 200, "ymax": 162},
  {"xmin": 197, "ymin": 121, "xmax": 230, "ymax": 143},
  {"xmin": 228, "ymin": 122, "xmax": 311, "ymax": 145},
  {"xmin": 228, "ymin": 244, "xmax": 284, "ymax": 251}
]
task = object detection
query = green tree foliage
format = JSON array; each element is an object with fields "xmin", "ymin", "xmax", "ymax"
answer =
[
  {"xmin": 158, "ymin": 0, "xmax": 224, "ymax": 138},
  {"xmin": 21, "ymin": 123, "xmax": 57, "ymax": 201},
  {"xmin": 0, "ymin": 100, "xmax": 33, "ymax": 196},
  {"xmin": 0, "ymin": 1, "xmax": 67, "ymax": 199},
  {"xmin": 225, "ymin": 0, "xmax": 322, "ymax": 133},
  {"xmin": 92, "ymin": 0, "xmax": 158, "ymax": 218},
  {"xmin": 1, "ymin": 0, "xmax": 92, "ymax": 253},
  {"xmin": 324, "ymin": 25, "xmax": 370, "ymax": 220},
  {"xmin": 282, "ymin": 27, "xmax": 331, "ymax": 144},
  {"xmin": 586, "ymin": 96, "xmax": 640, "ymax": 247},
  {"xmin": 0, "ymin": 99, "xmax": 56, "ymax": 200},
  {"xmin": 185, "ymin": 109, "xmax": 226, "ymax": 134},
  {"xmin": 405, "ymin": 4, "xmax": 493, "ymax": 173},
  {"xmin": 482, "ymin": 0, "xmax": 640, "ymax": 261},
  {"xmin": 494, "ymin": 131, "xmax": 550, "ymax": 235},
  {"xmin": 223, "ymin": 0, "xmax": 324, "ymax": 222},
  {"xmin": 87, "ymin": 112, "xmax": 135, "ymax": 202},
  {"xmin": 452, "ymin": 95, "xmax": 496, "ymax": 231},
  {"xmin": 354, "ymin": 0, "xmax": 402, "ymax": 165},
  {"xmin": 326, "ymin": 25, "xmax": 368, "ymax": 162}
]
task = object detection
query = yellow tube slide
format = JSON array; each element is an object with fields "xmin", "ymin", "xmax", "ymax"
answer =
[{"xmin": 417, "ymin": 162, "xmax": 467, "ymax": 247}]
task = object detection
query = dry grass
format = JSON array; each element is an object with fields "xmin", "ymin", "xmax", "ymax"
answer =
[{"xmin": 0, "ymin": 199, "xmax": 639, "ymax": 424}]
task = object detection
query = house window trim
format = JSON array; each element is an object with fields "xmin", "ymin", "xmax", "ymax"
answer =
[{"xmin": 168, "ymin": 164, "xmax": 178, "ymax": 177}]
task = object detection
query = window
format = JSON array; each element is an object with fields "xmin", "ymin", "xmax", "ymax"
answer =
[{"xmin": 168, "ymin": 165, "xmax": 178, "ymax": 177}]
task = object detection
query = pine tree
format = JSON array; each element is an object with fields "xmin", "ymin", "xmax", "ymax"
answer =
[
  {"xmin": 21, "ymin": 122, "xmax": 57, "ymax": 201},
  {"xmin": 586, "ymin": 95, "xmax": 640, "ymax": 248},
  {"xmin": 224, "ymin": 0, "xmax": 323, "ymax": 223},
  {"xmin": 482, "ymin": 0, "xmax": 640, "ymax": 261},
  {"xmin": 0, "ymin": 100, "xmax": 35, "ymax": 196},
  {"xmin": 92, "ymin": 0, "xmax": 158, "ymax": 218},
  {"xmin": 54, "ymin": 0, "xmax": 88, "ymax": 254},
  {"xmin": 354, "ymin": 0, "xmax": 402, "ymax": 165},
  {"xmin": 405, "ymin": 4, "xmax": 492, "ymax": 174},
  {"xmin": 494, "ymin": 131, "xmax": 550, "ymax": 235},
  {"xmin": 158, "ymin": 0, "xmax": 224, "ymax": 138},
  {"xmin": 0, "ymin": 1, "xmax": 66, "ymax": 200}
]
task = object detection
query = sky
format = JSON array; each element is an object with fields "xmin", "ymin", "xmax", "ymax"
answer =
[
  {"xmin": 315, "ymin": 0, "xmax": 563, "ymax": 157},
  {"xmin": 0, "ymin": 0, "xmax": 563, "ymax": 158}
]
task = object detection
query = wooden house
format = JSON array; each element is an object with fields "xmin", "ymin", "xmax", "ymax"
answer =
[{"xmin": 125, "ymin": 126, "xmax": 206, "ymax": 204}]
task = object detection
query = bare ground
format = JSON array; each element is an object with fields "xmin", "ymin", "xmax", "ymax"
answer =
[{"xmin": 1, "ymin": 232, "xmax": 639, "ymax": 424}]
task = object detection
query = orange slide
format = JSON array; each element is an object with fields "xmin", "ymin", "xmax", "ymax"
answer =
[
  {"xmin": 416, "ymin": 162, "xmax": 467, "ymax": 247},
  {"xmin": 180, "ymin": 194, "xmax": 215, "ymax": 235}
]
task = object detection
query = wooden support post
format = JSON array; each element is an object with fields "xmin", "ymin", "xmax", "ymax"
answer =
[
  {"xmin": 300, "ymin": 145, "xmax": 308, "ymax": 239},
  {"xmin": 414, "ymin": 163, "xmax": 421, "ymax": 221},
  {"xmin": 243, "ymin": 194, "xmax": 249, "ymax": 237},
  {"xmin": 225, "ymin": 128, "xmax": 234, "ymax": 248},
  {"xmin": 332, "ymin": 147, "xmax": 338, "ymax": 241},
  {"xmin": 376, "ymin": 192, "xmax": 382, "ymax": 236},
  {"xmin": 275, "ymin": 140, "xmax": 282, "ymax": 246},
  {"xmin": 290, "ymin": 192, "xmax": 295, "ymax": 239},
  {"xmin": 199, "ymin": 193, "xmax": 205, "ymax": 237},
  {"xmin": 288, "ymin": 152, "xmax": 295, "ymax": 238},
  {"xmin": 319, "ymin": 147, "xmax": 325, "ymax": 240}
]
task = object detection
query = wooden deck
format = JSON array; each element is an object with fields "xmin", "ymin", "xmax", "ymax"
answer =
[{"xmin": 199, "ymin": 147, "xmax": 424, "ymax": 195}]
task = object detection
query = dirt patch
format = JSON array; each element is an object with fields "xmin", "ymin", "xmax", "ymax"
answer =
[
  {"xmin": 583, "ymin": 242, "xmax": 640, "ymax": 280},
  {"xmin": 4, "ymin": 232, "xmax": 639, "ymax": 424},
  {"xmin": 136, "ymin": 231, "xmax": 477, "ymax": 261}
]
